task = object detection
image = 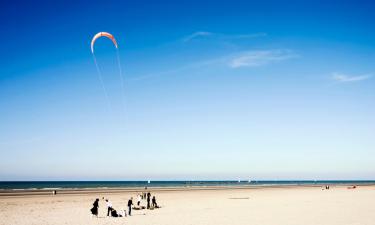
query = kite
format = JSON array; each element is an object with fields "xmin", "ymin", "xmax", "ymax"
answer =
[
  {"xmin": 91, "ymin": 32, "xmax": 118, "ymax": 53},
  {"xmin": 90, "ymin": 32, "xmax": 125, "ymax": 112}
]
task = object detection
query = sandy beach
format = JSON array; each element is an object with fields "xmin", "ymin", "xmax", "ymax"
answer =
[{"xmin": 1, "ymin": 185, "xmax": 374, "ymax": 225}]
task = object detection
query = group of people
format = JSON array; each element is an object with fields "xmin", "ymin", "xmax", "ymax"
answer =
[
  {"xmin": 137, "ymin": 192, "xmax": 159, "ymax": 209},
  {"xmin": 90, "ymin": 192, "xmax": 160, "ymax": 218}
]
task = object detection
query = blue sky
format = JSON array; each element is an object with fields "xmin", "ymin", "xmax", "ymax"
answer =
[{"xmin": 0, "ymin": 0, "xmax": 374, "ymax": 180}]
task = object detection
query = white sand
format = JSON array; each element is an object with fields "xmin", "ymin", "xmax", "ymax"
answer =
[{"xmin": 0, "ymin": 186, "xmax": 374, "ymax": 225}]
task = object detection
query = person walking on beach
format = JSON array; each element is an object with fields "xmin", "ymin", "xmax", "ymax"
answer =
[
  {"xmin": 127, "ymin": 197, "xmax": 133, "ymax": 216},
  {"xmin": 106, "ymin": 199, "xmax": 113, "ymax": 217},
  {"xmin": 90, "ymin": 198, "xmax": 99, "ymax": 217},
  {"xmin": 152, "ymin": 196, "xmax": 158, "ymax": 208},
  {"xmin": 147, "ymin": 192, "xmax": 151, "ymax": 209}
]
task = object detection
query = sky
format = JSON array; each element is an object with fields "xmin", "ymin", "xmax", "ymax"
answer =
[{"xmin": 0, "ymin": 0, "xmax": 374, "ymax": 181}]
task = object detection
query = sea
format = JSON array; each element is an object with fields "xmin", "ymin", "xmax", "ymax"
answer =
[{"xmin": 0, "ymin": 180, "xmax": 374, "ymax": 190}]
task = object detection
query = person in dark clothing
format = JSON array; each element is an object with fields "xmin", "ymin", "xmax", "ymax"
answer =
[
  {"xmin": 90, "ymin": 198, "xmax": 99, "ymax": 217},
  {"xmin": 111, "ymin": 209, "xmax": 122, "ymax": 217},
  {"xmin": 152, "ymin": 196, "xmax": 158, "ymax": 208},
  {"xmin": 147, "ymin": 192, "xmax": 151, "ymax": 209},
  {"xmin": 127, "ymin": 197, "xmax": 133, "ymax": 216}
]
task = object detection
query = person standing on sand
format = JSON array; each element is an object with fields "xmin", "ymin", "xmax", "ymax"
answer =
[
  {"xmin": 127, "ymin": 197, "xmax": 133, "ymax": 216},
  {"xmin": 106, "ymin": 199, "xmax": 113, "ymax": 217},
  {"xmin": 90, "ymin": 198, "xmax": 99, "ymax": 217},
  {"xmin": 137, "ymin": 194, "xmax": 141, "ymax": 206},
  {"xmin": 147, "ymin": 192, "xmax": 151, "ymax": 209}
]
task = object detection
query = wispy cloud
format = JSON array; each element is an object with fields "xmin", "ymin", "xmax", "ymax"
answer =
[
  {"xmin": 222, "ymin": 32, "xmax": 267, "ymax": 39},
  {"xmin": 228, "ymin": 49, "xmax": 298, "ymax": 68},
  {"xmin": 183, "ymin": 31, "xmax": 213, "ymax": 42},
  {"xmin": 131, "ymin": 58, "xmax": 221, "ymax": 81},
  {"xmin": 182, "ymin": 31, "xmax": 266, "ymax": 42},
  {"xmin": 131, "ymin": 49, "xmax": 298, "ymax": 81},
  {"xmin": 331, "ymin": 72, "xmax": 372, "ymax": 82}
]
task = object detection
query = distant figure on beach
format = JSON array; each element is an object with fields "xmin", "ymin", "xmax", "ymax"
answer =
[
  {"xmin": 127, "ymin": 197, "xmax": 133, "ymax": 216},
  {"xmin": 147, "ymin": 192, "xmax": 151, "ymax": 209},
  {"xmin": 90, "ymin": 198, "xmax": 99, "ymax": 217},
  {"xmin": 137, "ymin": 194, "xmax": 141, "ymax": 206},
  {"xmin": 152, "ymin": 196, "xmax": 158, "ymax": 208},
  {"xmin": 106, "ymin": 199, "xmax": 113, "ymax": 217}
]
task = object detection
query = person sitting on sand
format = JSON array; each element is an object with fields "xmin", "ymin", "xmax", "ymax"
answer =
[
  {"xmin": 119, "ymin": 208, "xmax": 127, "ymax": 217},
  {"xmin": 106, "ymin": 199, "xmax": 113, "ymax": 217},
  {"xmin": 152, "ymin": 196, "xmax": 159, "ymax": 208},
  {"xmin": 127, "ymin": 197, "xmax": 133, "ymax": 216},
  {"xmin": 90, "ymin": 198, "xmax": 99, "ymax": 217},
  {"xmin": 111, "ymin": 208, "xmax": 122, "ymax": 217}
]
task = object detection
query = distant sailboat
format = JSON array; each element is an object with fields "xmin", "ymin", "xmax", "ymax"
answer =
[{"xmin": 147, "ymin": 180, "xmax": 151, "ymax": 184}]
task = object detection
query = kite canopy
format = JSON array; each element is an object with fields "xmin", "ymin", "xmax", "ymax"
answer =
[{"xmin": 91, "ymin": 32, "xmax": 118, "ymax": 53}]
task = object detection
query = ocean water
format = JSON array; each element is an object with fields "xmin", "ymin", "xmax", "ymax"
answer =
[{"xmin": 0, "ymin": 180, "xmax": 374, "ymax": 190}]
